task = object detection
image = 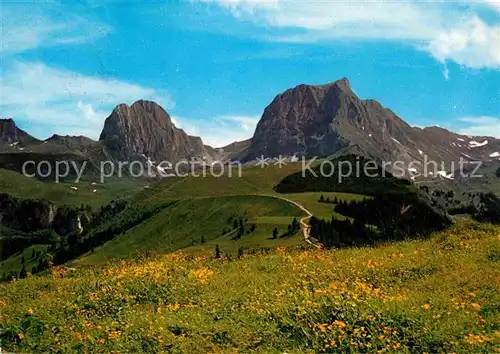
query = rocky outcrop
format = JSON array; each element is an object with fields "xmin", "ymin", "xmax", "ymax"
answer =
[
  {"xmin": 0, "ymin": 194, "xmax": 91, "ymax": 235},
  {"xmin": 0, "ymin": 193, "xmax": 56, "ymax": 231},
  {"xmin": 0, "ymin": 119, "xmax": 38, "ymax": 146},
  {"xmin": 43, "ymin": 134, "xmax": 97, "ymax": 153},
  {"xmin": 99, "ymin": 100, "xmax": 215, "ymax": 163},
  {"xmin": 244, "ymin": 78, "xmax": 500, "ymax": 173},
  {"xmin": 210, "ymin": 139, "xmax": 252, "ymax": 162},
  {"xmin": 51, "ymin": 206, "xmax": 92, "ymax": 236},
  {"xmin": 246, "ymin": 78, "xmax": 357, "ymax": 159}
]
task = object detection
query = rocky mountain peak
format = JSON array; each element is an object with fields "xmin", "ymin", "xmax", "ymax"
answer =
[
  {"xmin": 0, "ymin": 119, "xmax": 19, "ymax": 143},
  {"xmin": 108, "ymin": 100, "xmax": 174, "ymax": 128},
  {"xmin": 99, "ymin": 100, "xmax": 214, "ymax": 163},
  {"xmin": 0, "ymin": 118, "xmax": 37, "ymax": 145},
  {"xmin": 330, "ymin": 77, "xmax": 351, "ymax": 92},
  {"xmin": 245, "ymin": 77, "xmax": 367, "ymax": 159},
  {"xmin": 244, "ymin": 78, "xmax": 500, "ymax": 169}
]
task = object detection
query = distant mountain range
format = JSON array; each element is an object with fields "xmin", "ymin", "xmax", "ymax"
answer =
[{"xmin": 1, "ymin": 78, "xmax": 499, "ymax": 179}]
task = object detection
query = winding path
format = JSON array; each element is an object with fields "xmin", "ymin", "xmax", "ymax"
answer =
[{"xmin": 256, "ymin": 194, "xmax": 322, "ymax": 249}]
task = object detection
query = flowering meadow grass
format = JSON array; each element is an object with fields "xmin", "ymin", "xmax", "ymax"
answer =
[{"xmin": 1, "ymin": 221, "xmax": 499, "ymax": 353}]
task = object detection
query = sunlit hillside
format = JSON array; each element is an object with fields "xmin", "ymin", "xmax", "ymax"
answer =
[
  {"xmin": 0, "ymin": 168, "xmax": 142, "ymax": 209},
  {"xmin": 1, "ymin": 221, "xmax": 498, "ymax": 353}
]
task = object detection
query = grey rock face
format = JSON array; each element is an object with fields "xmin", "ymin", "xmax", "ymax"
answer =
[
  {"xmin": 0, "ymin": 119, "xmax": 37, "ymax": 146},
  {"xmin": 245, "ymin": 78, "xmax": 500, "ymax": 173},
  {"xmin": 99, "ymin": 100, "xmax": 214, "ymax": 163}
]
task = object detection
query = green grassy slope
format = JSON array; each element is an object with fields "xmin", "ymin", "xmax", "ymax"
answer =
[
  {"xmin": 0, "ymin": 221, "xmax": 498, "ymax": 353},
  {"xmin": 3, "ymin": 163, "xmax": 363, "ymax": 273},
  {"xmin": 76, "ymin": 195, "xmax": 305, "ymax": 266},
  {"xmin": 183, "ymin": 214, "xmax": 305, "ymax": 256},
  {"xmin": 0, "ymin": 169, "xmax": 142, "ymax": 208},
  {"xmin": 0, "ymin": 161, "xmax": 374, "ymax": 275},
  {"xmin": 136, "ymin": 163, "xmax": 304, "ymax": 204},
  {"xmin": 282, "ymin": 192, "xmax": 365, "ymax": 219},
  {"xmin": 0, "ymin": 245, "xmax": 48, "ymax": 278},
  {"xmin": 275, "ymin": 155, "xmax": 412, "ymax": 195}
]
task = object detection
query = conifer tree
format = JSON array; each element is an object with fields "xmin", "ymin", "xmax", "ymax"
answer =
[{"xmin": 19, "ymin": 264, "xmax": 27, "ymax": 279}]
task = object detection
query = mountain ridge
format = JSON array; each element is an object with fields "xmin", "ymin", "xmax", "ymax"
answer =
[{"xmin": 2, "ymin": 79, "xmax": 499, "ymax": 178}]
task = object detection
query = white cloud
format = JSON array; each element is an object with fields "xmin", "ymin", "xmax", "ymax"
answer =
[
  {"xmin": 170, "ymin": 116, "xmax": 201, "ymax": 137},
  {"xmin": 459, "ymin": 116, "xmax": 500, "ymax": 137},
  {"xmin": 1, "ymin": 61, "xmax": 173, "ymax": 139},
  {"xmin": 426, "ymin": 16, "xmax": 500, "ymax": 69},
  {"xmin": 0, "ymin": 61, "xmax": 251, "ymax": 147},
  {"xmin": 481, "ymin": 0, "xmax": 500, "ymax": 10},
  {"xmin": 171, "ymin": 114, "xmax": 259, "ymax": 147},
  {"xmin": 170, "ymin": 116, "xmax": 181, "ymax": 128},
  {"xmin": 205, "ymin": 0, "xmax": 279, "ymax": 15},
  {"xmin": 207, "ymin": 1, "xmax": 434, "ymax": 38},
  {"xmin": 201, "ymin": 0, "xmax": 500, "ymax": 69},
  {"xmin": 216, "ymin": 115, "xmax": 260, "ymax": 132},
  {"xmin": 0, "ymin": 4, "xmax": 111, "ymax": 54}
]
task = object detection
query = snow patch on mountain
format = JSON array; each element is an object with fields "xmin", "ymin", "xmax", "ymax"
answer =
[
  {"xmin": 391, "ymin": 137, "xmax": 402, "ymax": 145},
  {"xmin": 436, "ymin": 171, "xmax": 454, "ymax": 180},
  {"xmin": 469, "ymin": 140, "xmax": 488, "ymax": 148}
]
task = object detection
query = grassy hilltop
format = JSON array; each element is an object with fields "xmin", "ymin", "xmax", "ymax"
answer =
[
  {"xmin": 2, "ymin": 163, "xmax": 363, "ymax": 274},
  {"xmin": 0, "ymin": 168, "xmax": 143, "ymax": 209}
]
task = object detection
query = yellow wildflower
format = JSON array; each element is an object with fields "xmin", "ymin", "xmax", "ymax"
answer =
[
  {"xmin": 471, "ymin": 303, "xmax": 481, "ymax": 310},
  {"xmin": 190, "ymin": 267, "xmax": 215, "ymax": 284},
  {"xmin": 333, "ymin": 320, "xmax": 347, "ymax": 328},
  {"xmin": 464, "ymin": 333, "xmax": 490, "ymax": 345}
]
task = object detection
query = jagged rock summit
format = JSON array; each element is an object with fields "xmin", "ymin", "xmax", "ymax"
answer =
[
  {"xmin": 99, "ymin": 100, "xmax": 214, "ymax": 163},
  {"xmin": 244, "ymin": 78, "xmax": 500, "ymax": 171},
  {"xmin": 0, "ymin": 119, "xmax": 38, "ymax": 147}
]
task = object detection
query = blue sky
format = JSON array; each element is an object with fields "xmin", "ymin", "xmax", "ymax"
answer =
[{"xmin": 1, "ymin": 1, "xmax": 499, "ymax": 147}]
